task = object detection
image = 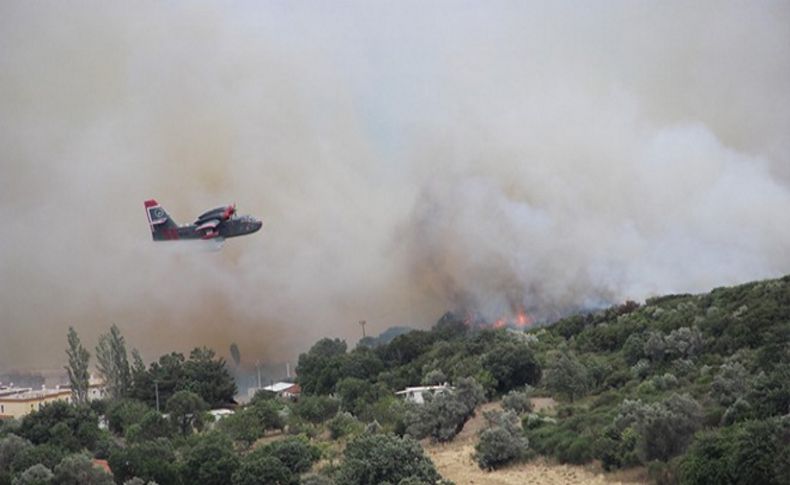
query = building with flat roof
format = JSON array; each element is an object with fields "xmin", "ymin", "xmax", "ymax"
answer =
[
  {"xmin": 0, "ymin": 387, "xmax": 72, "ymax": 420},
  {"xmin": 395, "ymin": 384, "xmax": 451, "ymax": 404},
  {"xmin": 247, "ymin": 382, "xmax": 301, "ymax": 401}
]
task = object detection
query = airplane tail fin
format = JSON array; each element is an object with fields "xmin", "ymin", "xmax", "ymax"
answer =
[{"xmin": 144, "ymin": 199, "xmax": 178, "ymax": 240}]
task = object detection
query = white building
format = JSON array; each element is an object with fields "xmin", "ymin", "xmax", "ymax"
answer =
[
  {"xmin": 395, "ymin": 384, "xmax": 451, "ymax": 404},
  {"xmin": 247, "ymin": 382, "xmax": 301, "ymax": 401}
]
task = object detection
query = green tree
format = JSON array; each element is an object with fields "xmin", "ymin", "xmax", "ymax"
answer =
[
  {"xmin": 108, "ymin": 438, "xmax": 179, "ymax": 485},
  {"xmin": 182, "ymin": 347, "xmax": 237, "ymax": 407},
  {"xmin": 232, "ymin": 453, "xmax": 293, "ymax": 485},
  {"xmin": 481, "ymin": 341, "xmax": 541, "ymax": 393},
  {"xmin": 216, "ymin": 408, "xmax": 265, "ymax": 448},
  {"xmin": 249, "ymin": 399, "xmax": 285, "ymax": 433},
  {"xmin": 501, "ymin": 388, "xmax": 533, "ymax": 415},
  {"xmin": 406, "ymin": 378, "xmax": 484, "ymax": 442},
  {"xmin": 296, "ymin": 338, "xmax": 348, "ymax": 395},
  {"xmin": 65, "ymin": 327, "xmax": 90, "ymax": 406},
  {"xmin": 166, "ymin": 390, "xmax": 207, "ymax": 436},
  {"xmin": 679, "ymin": 429, "xmax": 734, "ymax": 485},
  {"xmin": 335, "ymin": 378, "xmax": 380, "ymax": 418},
  {"xmin": 340, "ymin": 348, "xmax": 384, "ymax": 381},
  {"xmin": 135, "ymin": 352, "xmax": 185, "ymax": 409},
  {"xmin": 180, "ymin": 432, "xmax": 239, "ymax": 485},
  {"xmin": 95, "ymin": 325, "xmax": 131, "ymax": 400},
  {"xmin": 18, "ymin": 402, "xmax": 99, "ymax": 452},
  {"xmin": 258, "ymin": 436, "xmax": 321, "ymax": 475},
  {"xmin": 336, "ymin": 433, "xmax": 441, "ymax": 485},
  {"xmin": 543, "ymin": 351, "xmax": 589, "ymax": 402},
  {"xmin": 0, "ymin": 434, "xmax": 33, "ymax": 475},
  {"xmin": 474, "ymin": 410, "xmax": 529, "ymax": 470},
  {"xmin": 12, "ymin": 464, "xmax": 53, "ymax": 485},
  {"xmin": 125, "ymin": 410, "xmax": 173, "ymax": 443},
  {"xmin": 52, "ymin": 453, "xmax": 114, "ymax": 485},
  {"xmin": 105, "ymin": 399, "xmax": 150, "ymax": 436},
  {"xmin": 293, "ymin": 395, "xmax": 339, "ymax": 424},
  {"xmin": 614, "ymin": 394, "xmax": 702, "ymax": 462},
  {"xmin": 10, "ymin": 445, "xmax": 66, "ymax": 478},
  {"xmin": 728, "ymin": 419, "xmax": 786, "ymax": 485}
]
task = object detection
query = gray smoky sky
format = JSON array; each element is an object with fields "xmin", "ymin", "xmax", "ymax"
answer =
[{"xmin": 1, "ymin": 1, "xmax": 789, "ymax": 370}]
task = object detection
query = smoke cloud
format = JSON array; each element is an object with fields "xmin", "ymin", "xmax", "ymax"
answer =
[{"xmin": 1, "ymin": 1, "xmax": 789, "ymax": 370}]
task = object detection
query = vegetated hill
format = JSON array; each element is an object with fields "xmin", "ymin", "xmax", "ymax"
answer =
[
  {"xmin": 519, "ymin": 275, "xmax": 790, "ymax": 483},
  {"xmin": 6, "ymin": 276, "xmax": 784, "ymax": 485},
  {"xmin": 292, "ymin": 274, "xmax": 789, "ymax": 483},
  {"xmin": 357, "ymin": 325, "xmax": 415, "ymax": 348}
]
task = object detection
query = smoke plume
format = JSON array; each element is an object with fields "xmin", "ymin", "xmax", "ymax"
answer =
[{"xmin": 1, "ymin": 1, "xmax": 789, "ymax": 369}]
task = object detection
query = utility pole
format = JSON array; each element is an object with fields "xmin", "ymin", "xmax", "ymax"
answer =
[
  {"xmin": 256, "ymin": 360, "xmax": 262, "ymax": 389},
  {"xmin": 154, "ymin": 381, "xmax": 160, "ymax": 413},
  {"xmin": 359, "ymin": 320, "xmax": 367, "ymax": 338}
]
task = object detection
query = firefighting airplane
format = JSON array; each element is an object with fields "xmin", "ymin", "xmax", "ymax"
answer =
[{"xmin": 144, "ymin": 199, "xmax": 262, "ymax": 244}]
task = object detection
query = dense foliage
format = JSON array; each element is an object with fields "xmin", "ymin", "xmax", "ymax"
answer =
[
  {"xmin": 336, "ymin": 433, "xmax": 442, "ymax": 485},
  {"xmin": 5, "ymin": 275, "xmax": 788, "ymax": 484}
]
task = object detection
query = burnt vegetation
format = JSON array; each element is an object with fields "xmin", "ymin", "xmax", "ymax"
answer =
[{"xmin": 1, "ymin": 276, "xmax": 789, "ymax": 484}]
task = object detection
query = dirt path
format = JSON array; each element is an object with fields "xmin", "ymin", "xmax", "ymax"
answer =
[{"xmin": 423, "ymin": 399, "xmax": 646, "ymax": 485}]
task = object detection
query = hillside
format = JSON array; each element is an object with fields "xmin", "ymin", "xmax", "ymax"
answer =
[
  {"xmin": 1, "ymin": 276, "xmax": 787, "ymax": 484},
  {"xmin": 292, "ymin": 274, "xmax": 789, "ymax": 483}
]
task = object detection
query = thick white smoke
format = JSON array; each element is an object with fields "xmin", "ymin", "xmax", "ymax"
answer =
[{"xmin": 1, "ymin": 1, "xmax": 789, "ymax": 369}]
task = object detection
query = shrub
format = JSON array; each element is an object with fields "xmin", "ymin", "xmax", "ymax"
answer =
[
  {"xmin": 53, "ymin": 453, "xmax": 114, "ymax": 485},
  {"xmin": 421, "ymin": 369, "xmax": 447, "ymax": 386},
  {"xmin": 328, "ymin": 412, "xmax": 362, "ymax": 440},
  {"xmin": 336, "ymin": 433, "xmax": 441, "ymax": 485},
  {"xmin": 613, "ymin": 394, "xmax": 702, "ymax": 463},
  {"xmin": 12, "ymin": 464, "xmax": 53, "ymax": 485},
  {"xmin": 108, "ymin": 438, "xmax": 179, "ymax": 485},
  {"xmin": 474, "ymin": 411, "xmax": 528, "ymax": 470},
  {"xmin": 231, "ymin": 454, "xmax": 293, "ymax": 485},
  {"xmin": 501, "ymin": 388, "xmax": 533, "ymax": 415},
  {"xmin": 106, "ymin": 400, "xmax": 150, "ymax": 436},
  {"xmin": 557, "ymin": 436, "xmax": 594, "ymax": 465},
  {"xmin": 710, "ymin": 362, "xmax": 749, "ymax": 406},
  {"xmin": 18, "ymin": 402, "xmax": 99, "ymax": 451},
  {"xmin": 294, "ymin": 396, "xmax": 339, "ymax": 424},
  {"xmin": 405, "ymin": 378, "xmax": 484, "ymax": 443},
  {"xmin": 180, "ymin": 432, "xmax": 240, "ymax": 485},
  {"xmin": 721, "ymin": 398, "xmax": 752, "ymax": 425},
  {"xmin": 679, "ymin": 429, "xmax": 734, "ymax": 485},
  {"xmin": 258, "ymin": 436, "xmax": 320, "ymax": 474}
]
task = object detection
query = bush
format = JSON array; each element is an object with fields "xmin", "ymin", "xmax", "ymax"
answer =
[
  {"xmin": 679, "ymin": 429, "xmax": 734, "ymax": 485},
  {"xmin": 327, "ymin": 413, "xmax": 362, "ymax": 440},
  {"xmin": 53, "ymin": 453, "xmax": 114, "ymax": 485},
  {"xmin": 613, "ymin": 394, "xmax": 702, "ymax": 463},
  {"xmin": 232, "ymin": 454, "xmax": 293, "ymax": 485},
  {"xmin": 106, "ymin": 400, "xmax": 150, "ymax": 436},
  {"xmin": 294, "ymin": 396, "xmax": 339, "ymax": 424},
  {"xmin": 405, "ymin": 378, "xmax": 484, "ymax": 442},
  {"xmin": 474, "ymin": 411, "xmax": 528, "ymax": 470},
  {"xmin": 336, "ymin": 433, "xmax": 441, "ymax": 485},
  {"xmin": 710, "ymin": 362, "xmax": 749, "ymax": 406},
  {"xmin": 482, "ymin": 342, "xmax": 541, "ymax": 393},
  {"xmin": 557, "ymin": 436, "xmax": 594, "ymax": 465},
  {"xmin": 258, "ymin": 436, "xmax": 320, "ymax": 474},
  {"xmin": 501, "ymin": 389, "xmax": 533, "ymax": 415},
  {"xmin": 543, "ymin": 351, "xmax": 589, "ymax": 402},
  {"xmin": 108, "ymin": 438, "xmax": 179, "ymax": 485},
  {"xmin": 18, "ymin": 402, "xmax": 99, "ymax": 451},
  {"xmin": 180, "ymin": 432, "xmax": 240, "ymax": 485},
  {"xmin": 12, "ymin": 464, "xmax": 53, "ymax": 485}
]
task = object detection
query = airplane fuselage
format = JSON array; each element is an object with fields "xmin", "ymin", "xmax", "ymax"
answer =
[
  {"xmin": 145, "ymin": 199, "xmax": 262, "ymax": 243},
  {"xmin": 153, "ymin": 216, "xmax": 262, "ymax": 241}
]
